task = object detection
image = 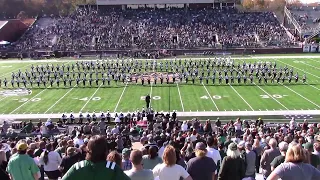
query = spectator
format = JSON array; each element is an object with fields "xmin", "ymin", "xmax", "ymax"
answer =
[
  {"xmin": 253, "ymin": 138, "xmax": 263, "ymax": 173},
  {"xmin": 121, "ymin": 148, "xmax": 132, "ymax": 171},
  {"xmin": 218, "ymin": 142, "xmax": 245, "ymax": 180},
  {"xmin": 0, "ymin": 150, "xmax": 8, "ymax": 172},
  {"xmin": 187, "ymin": 142, "xmax": 217, "ymax": 180},
  {"xmin": 34, "ymin": 141, "xmax": 46, "ymax": 157},
  {"xmin": 206, "ymin": 136, "xmax": 221, "ymax": 175},
  {"xmin": 6, "ymin": 142, "xmax": 40, "ymax": 180},
  {"xmin": 142, "ymin": 146, "xmax": 162, "ymax": 170},
  {"xmin": 59, "ymin": 147, "xmax": 81, "ymax": 175},
  {"xmin": 314, "ymin": 142, "xmax": 320, "ymax": 158},
  {"xmin": 73, "ymin": 134, "xmax": 84, "ymax": 147},
  {"xmin": 271, "ymin": 141, "xmax": 288, "ymax": 171},
  {"xmin": 125, "ymin": 150, "xmax": 154, "ymax": 180},
  {"xmin": 304, "ymin": 142, "xmax": 320, "ymax": 169},
  {"xmin": 153, "ymin": 145, "xmax": 192, "ymax": 180},
  {"xmin": 39, "ymin": 143, "xmax": 62, "ymax": 180},
  {"xmin": 62, "ymin": 135, "xmax": 130, "ymax": 180},
  {"xmin": 107, "ymin": 150, "xmax": 123, "ymax": 168},
  {"xmin": 243, "ymin": 142, "xmax": 256, "ymax": 180},
  {"xmin": 260, "ymin": 138, "xmax": 280, "ymax": 179},
  {"xmin": 267, "ymin": 144, "xmax": 320, "ymax": 180}
]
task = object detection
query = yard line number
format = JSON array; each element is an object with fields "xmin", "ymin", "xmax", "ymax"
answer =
[
  {"xmin": 293, "ymin": 61, "xmax": 305, "ymax": 63},
  {"xmin": 260, "ymin": 94, "xmax": 288, "ymax": 99},
  {"xmin": 18, "ymin": 98, "xmax": 41, "ymax": 102},
  {"xmin": 201, "ymin": 95, "xmax": 222, "ymax": 99},
  {"xmin": 78, "ymin": 97, "xmax": 101, "ymax": 101}
]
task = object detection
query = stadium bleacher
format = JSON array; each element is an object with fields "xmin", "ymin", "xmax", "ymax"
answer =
[{"xmin": 11, "ymin": 6, "xmax": 296, "ymax": 52}]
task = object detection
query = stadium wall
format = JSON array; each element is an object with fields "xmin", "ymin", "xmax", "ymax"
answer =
[{"xmin": 0, "ymin": 47, "xmax": 302, "ymax": 59}]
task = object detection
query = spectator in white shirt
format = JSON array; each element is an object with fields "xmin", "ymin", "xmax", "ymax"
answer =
[
  {"xmin": 73, "ymin": 134, "xmax": 84, "ymax": 147},
  {"xmin": 181, "ymin": 121, "xmax": 188, "ymax": 132},
  {"xmin": 111, "ymin": 126, "xmax": 120, "ymax": 134},
  {"xmin": 206, "ymin": 137, "xmax": 221, "ymax": 175},
  {"xmin": 39, "ymin": 143, "xmax": 62, "ymax": 180}
]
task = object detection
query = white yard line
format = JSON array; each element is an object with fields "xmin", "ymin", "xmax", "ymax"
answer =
[
  {"xmin": 276, "ymin": 59, "xmax": 320, "ymax": 79},
  {"xmin": 176, "ymin": 83, "xmax": 185, "ymax": 111},
  {"xmin": 280, "ymin": 83, "xmax": 320, "ymax": 109},
  {"xmin": 229, "ymin": 84, "xmax": 254, "ymax": 111},
  {"xmin": 149, "ymin": 82, "xmax": 153, "ymax": 107},
  {"xmin": 308, "ymin": 58, "xmax": 320, "ymax": 64},
  {"xmin": 113, "ymin": 83, "xmax": 128, "ymax": 112},
  {"xmin": 302, "ymin": 81, "xmax": 320, "ymax": 91},
  {"xmin": 80, "ymin": 84, "xmax": 102, "ymax": 112},
  {"xmin": 253, "ymin": 83, "xmax": 289, "ymax": 110},
  {"xmin": 202, "ymin": 83, "xmax": 219, "ymax": 111},
  {"xmin": 301, "ymin": 62, "xmax": 320, "ymax": 70},
  {"xmin": 10, "ymin": 88, "xmax": 49, "ymax": 114},
  {"xmin": 44, "ymin": 85, "xmax": 76, "ymax": 113},
  {"xmin": 0, "ymin": 96, "xmax": 8, "ymax": 102},
  {"xmin": 0, "ymin": 63, "xmax": 33, "ymax": 78}
]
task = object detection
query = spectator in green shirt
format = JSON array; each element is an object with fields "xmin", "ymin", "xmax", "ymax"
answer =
[
  {"xmin": 6, "ymin": 142, "xmax": 40, "ymax": 180},
  {"xmin": 62, "ymin": 135, "xmax": 130, "ymax": 180}
]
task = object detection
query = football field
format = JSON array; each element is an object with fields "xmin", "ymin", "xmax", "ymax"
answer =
[{"xmin": 0, "ymin": 55, "xmax": 319, "ymax": 121}]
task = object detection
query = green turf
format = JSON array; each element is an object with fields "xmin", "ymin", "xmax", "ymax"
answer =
[{"xmin": 0, "ymin": 56, "xmax": 319, "ymax": 116}]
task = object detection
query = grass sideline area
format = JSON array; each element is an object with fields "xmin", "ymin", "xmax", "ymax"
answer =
[{"xmin": 0, "ymin": 55, "xmax": 319, "ymax": 122}]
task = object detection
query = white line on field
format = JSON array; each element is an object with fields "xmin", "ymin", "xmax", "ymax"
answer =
[
  {"xmin": 280, "ymin": 83, "xmax": 320, "ymax": 108},
  {"xmin": 301, "ymin": 62, "xmax": 320, "ymax": 70},
  {"xmin": 114, "ymin": 83, "xmax": 128, "ymax": 112},
  {"xmin": 202, "ymin": 83, "xmax": 219, "ymax": 111},
  {"xmin": 308, "ymin": 58, "xmax": 320, "ymax": 64},
  {"xmin": 303, "ymin": 82, "xmax": 320, "ymax": 91},
  {"xmin": 0, "ymin": 63, "xmax": 33, "ymax": 78},
  {"xmin": 10, "ymin": 87, "xmax": 49, "ymax": 114},
  {"xmin": 229, "ymin": 84, "xmax": 254, "ymax": 111},
  {"xmin": 253, "ymin": 83, "xmax": 289, "ymax": 110},
  {"xmin": 44, "ymin": 85, "xmax": 76, "ymax": 113},
  {"xmin": 80, "ymin": 84, "xmax": 102, "ymax": 112},
  {"xmin": 176, "ymin": 83, "xmax": 185, "ymax": 111},
  {"xmin": 0, "ymin": 96, "xmax": 8, "ymax": 102},
  {"xmin": 276, "ymin": 59, "xmax": 320, "ymax": 79},
  {"xmin": 149, "ymin": 82, "xmax": 153, "ymax": 107}
]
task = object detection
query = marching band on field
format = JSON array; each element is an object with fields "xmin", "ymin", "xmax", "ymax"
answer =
[{"xmin": 0, "ymin": 57, "xmax": 307, "ymax": 88}]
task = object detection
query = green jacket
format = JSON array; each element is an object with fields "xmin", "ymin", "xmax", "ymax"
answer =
[{"xmin": 62, "ymin": 160, "xmax": 130, "ymax": 180}]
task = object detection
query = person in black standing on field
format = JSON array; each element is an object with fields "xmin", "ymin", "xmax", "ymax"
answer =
[{"xmin": 145, "ymin": 94, "xmax": 151, "ymax": 109}]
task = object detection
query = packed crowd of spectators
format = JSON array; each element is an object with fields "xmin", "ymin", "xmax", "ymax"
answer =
[
  {"xmin": 0, "ymin": 110, "xmax": 320, "ymax": 180},
  {"xmin": 11, "ymin": 6, "xmax": 296, "ymax": 52}
]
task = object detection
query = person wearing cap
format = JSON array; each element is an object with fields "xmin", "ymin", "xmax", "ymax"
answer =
[
  {"xmin": 122, "ymin": 148, "xmax": 132, "ymax": 171},
  {"xmin": 125, "ymin": 150, "xmax": 154, "ymax": 180},
  {"xmin": 218, "ymin": 142, "xmax": 245, "ymax": 180},
  {"xmin": 304, "ymin": 142, "xmax": 320, "ymax": 169},
  {"xmin": 6, "ymin": 142, "xmax": 40, "ymax": 180},
  {"xmin": 187, "ymin": 142, "xmax": 217, "ymax": 180},
  {"xmin": 62, "ymin": 135, "xmax": 130, "ymax": 180}
]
